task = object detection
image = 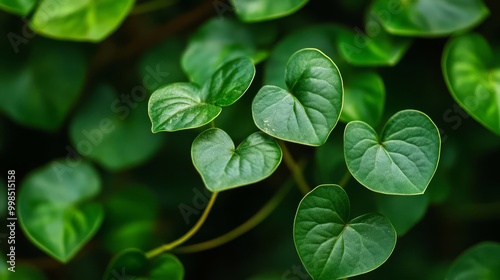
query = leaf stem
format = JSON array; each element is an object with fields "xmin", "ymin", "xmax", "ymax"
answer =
[
  {"xmin": 279, "ymin": 140, "xmax": 310, "ymax": 195},
  {"xmin": 145, "ymin": 192, "xmax": 218, "ymax": 259},
  {"xmin": 131, "ymin": 0, "xmax": 177, "ymax": 15},
  {"xmin": 174, "ymin": 180, "xmax": 293, "ymax": 254}
]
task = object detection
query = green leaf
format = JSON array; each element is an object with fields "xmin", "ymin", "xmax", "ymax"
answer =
[
  {"xmin": 231, "ymin": 0, "xmax": 309, "ymax": 22},
  {"xmin": 442, "ymin": 33, "xmax": 500, "ymax": 136},
  {"xmin": 18, "ymin": 160, "xmax": 103, "ymax": 263},
  {"xmin": 104, "ymin": 249, "xmax": 184, "ymax": 280},
  {"xmin": 0, "ymin": 0, "xmax": 36, "ymax": 15},
  {"xmin": 294, "ymin": 184, "xmax": 396, "ymax": 279},
  {"xmin": 370, "ymin": 0, "xmax": 489, "ymax": 37},
  {"xmin": 70, "ymin": 84, "xmax": 164, "ymax": 171},
  {"xmin": 446, "ymin": 242, "xmax": 500, "ymax": 280},
  {"xmin": 337, "ymin": 20, "xmax": 412, "ymax": 66},
  {"xmin": 30, "ymin": 0, "xmax": 134, "ymax": 41},
  {"xmin": 149, "ymin": 57, "xmax": 255, "ymax": 132},
  {"xmin": 341, "ymin": 71, "xmax": 385, "ymax": 127},
  {"xmin": 344, "ymin": 110, "xmax": 441, "ymax": 195},
  {"xmin": 192, "ymin": 128, "xmax": 282, "ymax": 192},
  {"xmin": 0, "ymin": 40, "xmax": 86, "ymax": 131},
  {"xmin": 0, "ymin": 179, "xmax": 6, "ymax": 217},
  {"xmin": 182, "ymin": 18, "xmax": 258, "ymax": 84},
  {"xmin": 253, "ymin": 48, "xmax": 343, "ymax": 146},
  {"xmin": 264, "ymin": 24, "xmax": 343, "ymax": 88},
  {"xmin": 376, "ymin": 194, "xmax": 429, "ymax": 235}
]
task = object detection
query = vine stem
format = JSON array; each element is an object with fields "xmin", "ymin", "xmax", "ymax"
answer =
[
  {"xmin": 278, "ymin": 140, "xmax": 310, "ymax": 195},
  {"xmin": 174, "ymin": 180, "xmax": 294, "ymax": 254},
  {"xmin": 145, "ymin": 192, "xmax": 218, "ymax": 259}
]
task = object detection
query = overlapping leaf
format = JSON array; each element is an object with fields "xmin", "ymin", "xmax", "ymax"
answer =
[
  {"xmin": 253, "ymin": 48, "xmax": 343, "ymax": 146},
  {"xmin": 149, "ymin": 57, "xmax": 255, "ymax": 132},
  {"xmin": 230, "ymin": 0, "xmax": 309, "ymax": 22}
]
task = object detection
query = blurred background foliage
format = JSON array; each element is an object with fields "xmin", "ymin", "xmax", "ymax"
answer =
[{"xmin": 1, "ymin": 0, "xmax": 500, "ymax": 279}]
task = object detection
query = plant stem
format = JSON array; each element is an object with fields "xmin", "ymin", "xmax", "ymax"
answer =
[
  {"xmin": 145, "ymin": 192, "xmax": 218, "ymax": 259},
  {"xmin": 131, "ymin": 0, "xmax": 177, "ymax": 15},
  {"xmin": 279, "ymin": 140, "xmax": 310, "ymax": 195},
  {"xmin": 174, "ymin": 180, "xmax": 293, "ymax": 254},
  {"xmin": 338, "ymin": 170, "xmax": 352, "ymax": 188}
]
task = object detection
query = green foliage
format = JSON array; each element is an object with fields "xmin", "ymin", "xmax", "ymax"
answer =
[
  {"xmin": 294, "ymin": 185, "xmax": 396, "ymax": 279},
  {"xmin": 18, "ymin": 160, "xmax": 103, "ymax": 263},
  {"xmin": 30, "ymin": 0, "xmax": 135, "ymax": 41},
  {"xmin": 2, "ymin": 0, "xmax": 499, "ymax": 279},
  {"xmin": 148, "ymin": 57, "xmax": 255, "ymax": 132},
  {"xmin": 0, "ymin": 40, "xmax": 86, "ymax": 131},
  {"xmin": 370, "ymin": 0, "xmax": 489, "ymax": 36},
  {"xmin": 230, "ymin": 0, "xmax": 309, "ymax": 22},
  {"xmin": 344, "ymin": 110, "xmax": 441, "ymax": 194},
  {"xmin": 253, "ymin": 48, "xmax": 343, "ymax": 146},
  {"xmin": 442, "ymin": 33, "xmax": 500, "ymax": 135},
  {"xmin": 192, "ymin": 128, "xmax": 282, "ymax": 192},
  {"xmin": 446, "ymin": 242, "xmax": 500, "ymax": 279}
]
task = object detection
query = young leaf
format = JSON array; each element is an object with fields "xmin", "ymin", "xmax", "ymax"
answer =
[
  {"xmin": 149, "ymin": 57, "xmax": 255, "ymax": 132},
  {"xmin": 446, "ymin": 242, "xmax": 500, "ymax": 279},
  {"xmin": 70, "ymin": 84, "xmax": 164, "ymax": 171},
  {"xmin": 0, "ymin": 0, "xmax": 36, "ymax": 15},
  {"xmin": 230, "ymin": 0, "xmax": 309, "ymax": 22},
  {"xmin": 344, "ymin": 110, "xmax": 441, "ymax": 195},
  {"xmin": 192, "ymin": 128, "xmax": 282, "ymax": 192},
  {"xmin": 182, "ymin": 18, "xmax": 257, "ymax": 84},
  {"xmin": 264, "ymin": 24, "xmax": 344, "ymax": 88},
  {"xmin": 18, "ymin": 160, "xmax": 103, "ymax": 263},
  {"xmin": 294, "ymin": 185, "xmax": 396, "ymax": 279},
  {"xmin": 104, "ymin": 249, "xmax": 184, "ymax": 280},
  {"xmin": 341, "ymin": 71, "xmax": 385, "ymax": 127},
  {"xmin": 442, "ymin": 33, "xmax": 500, "ymax": 136},
  {"xmin": 370, "ymin": 0, "xmax": 489, "ymax": 37},
  {"xmin": 30, "ymin": 0, "xmax": 134, "ymax": 41},
  {"xmin": 0, "ymin": 40, "xmax": 86, "ymax": 131},
  {"xmin": 253, "ymin": 48, "xmax": 343, "ymax": 146}
]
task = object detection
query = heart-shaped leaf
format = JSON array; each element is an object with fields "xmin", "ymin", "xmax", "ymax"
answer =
[
  {"xmin": 149, "ymin": 57, "xmax": 255, "ymax": 132},
  {"xmin": 294, "ymin": 184, "xmax": 396, "ymax": 280},
  {"xmin": 370, "ymin": 0, "xmax": 489, "ymax": 37},
  {"xmin": 30, "ymin": 0, "xmax": 134, "ymax": 41},
  {"xmin": 0, "ymin": 0, "xmax": 36, "ymax": 15},
  {"xmin": 18, "ymin": 160, "xmax": 103, "ymax": 263},
  {"xmin": 446, "ymin": 242, "xmax": 500, "ymax": 280},
  {"xmin": 0, "ymin": 40, "xmax": 86, "ymax": 131},
  {"xmin": 341, "ymin": 71, "xmax": 385, "ymax": 127},
  {"xmin": 230, "ymin": 0, "xmax": 309, "ymax": 22},
  {"xmin": 442, "ymin": 33, "xmax": 500, "ymax": 136},
  {"xmin": 70, "ymin": 84, "xmax": 164, "ymax": 171},
  {"xmin": 104, "ymin": 249, "xmax": 184, "ymax": 280},
  {"xmin": 344, "ymin": 110, "xmax": 441, "ymax": 195},
  {"xmin": 192, "ymin": 128, "xmax": 282, "ymax": 192},
  {"xmin": 253, "ymin": 48, "xmax": 343, "ymax": 146},
  {"xmin": 182, "ymin": 18, "xmax": 258, "ymax": 84}
]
